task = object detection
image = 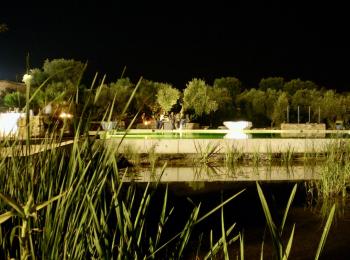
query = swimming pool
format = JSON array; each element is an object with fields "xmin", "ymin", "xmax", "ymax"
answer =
[
  {"xmin": 101, "ymin": 129, "xmax": 350, "ymax": 139},
  {"xmin": 99, "ymin": 129, "xmax": 350, "ymax": 154}
]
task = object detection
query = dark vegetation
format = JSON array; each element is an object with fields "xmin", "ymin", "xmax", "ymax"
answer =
[
  {"xmin": 0, "ymin": 58, "xmax": 340, "ymax": 259},
  {"xmin": 1, "ymin": 59, "xmax": 350, "ymax": 129}
]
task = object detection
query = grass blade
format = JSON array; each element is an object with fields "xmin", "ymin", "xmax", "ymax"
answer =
[
  {"xmin": 314, "ymin": 204, "xmax": 336, "ymax": 260},
  {"xmin": 35, "ymin": 192, "xmax": 67, "ymax": 211},
  {"xmin": 282, "ymin": 224, "xmax": 295, "ymax": 260},
  {"xmin": 221, "ymin": 192, "xmax": 229, "ymax": 260},
  {"xmin": 0, "ymin": 192, "xmax": 24, "ymax": 218},
  {"xmin": 204, "ymin": 223, "xmax": 238, "ymax": 260},
  {"xmin": 0, "ymin": 210, "xmax": 17, "ymax": 224},
  {"xmin": 121, "ymin": 77, "xmax": 142, "ymax": 116},
  {"xmin": 280, "ymin": 184, "xmax": 297, "ymax": 235},
  {"xmin": 196, "ymin": 189, "xmax": 245, "ymax": 224},
  {"xmin": 240, "ymin": 232, "xmax": 244, "ymax": 260},
  {"xmin": 260, "ymin": 228, "xmax": 266, "ymax": 260},
  {"xmin": 256, "ymin": 182, "xmax": 282, "ymax": 259}
]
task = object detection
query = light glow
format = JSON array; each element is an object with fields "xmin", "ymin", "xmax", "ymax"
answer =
[
  {"xmin": 59, "ymin": 112, "xmax": 73, "ymax": 119},
  {"xmin": 22, "ymin": 74, "xmax": 33, "ymax": 86},
  {"xmin": 101, "ymin": 121, "xmax": 116, "ymax": 130},
  {"xmin": 0, "ymin": 112, "xmax": 25, "ymax": 137},
  {"xmin": 224, "ymin": 132, "xmax": 250, "ymax": 139},
  {"xmin": 223, "ymin": 121, "xmax": 252, "ymax": 131}
]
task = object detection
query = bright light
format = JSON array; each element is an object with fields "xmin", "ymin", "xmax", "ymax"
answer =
[
  {"xmin": 101, "ymin": 121, "xmax": 116, "ymax": 130},
  {"xmin": 223, "ymin": 121, "xmax": 252, "ymax": 131},
  {"xmin": 0, "ymin": 112, "xmax": 25, "ymax": 137},
  {"xmin": 22, "ymin": 74, "xmax": 33, "ymax": 86},
  {"xmin": 144, "ymin": 121, "xmax": 149, "ymax": 125},
  {"xmin": 224, "ymin": 132, "xmax": 250, "ymax": 139},
  {"xmin": 59, "ymin": 112, "xmax": 73, "ymax": 119}
]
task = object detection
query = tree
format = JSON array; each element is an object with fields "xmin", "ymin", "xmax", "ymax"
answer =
[
  {"xmin": 91, "ymin": 78, "xmax": 134, "ymax": 121},
  {"xmin": 213, "ymin": 77, "xmax": 242, "ymax": 99},
  {"xmin": 258, "ymin": 77, "xmax": 284, "ymax": 91},
  {"xmin": 209, "ymin": 85, "xmax": 233, "ymax": 125},
  {"xmin": 26, "ymin": 59, "xmax": 86, "ymax": 112},
  {"xmin": 28, "ymin": 68, "xmax": 48, "ymax": 87},
  {"xmin": 318, "ymin": 90, "xmax": 344, "ymax": 127},
  {"xmin": 109, "ymin": 78, "xmax": 133, "ymax": 115},
  {"xmin": 271, "ymin": 92, "xmax": 289, "ymax": 127},
  {"xmin": 134, "ymin": 79, "xmax": 159, "ymax": 114},
  {"xmin": 183, "ymin": 79, "xmax": 218, "ymax": 118},
  {"xmin": 283, "ymin": 79, "xmax": 318, "ymax": 95},
  {"xmin": 156, "ymin": 83, "xmax": 180, "ymax": 113},
  {"xmin": 41, "ymin": 58, "xmax": 85, "ymax": 85},
  {"xmin": 212, "ymin": 77, "xmax": 241, "ymax": 122},
  {"xmin": 265, "ymin": 88, "xmax": 281, "ymax": 122},
  {"xmin": 3, "ymin": 92, "xmax": 26, "ymax": 108},
  {"xmin": 236, "ymin": 89, "xmax": 270, "ymax": 127},
  {"xmin": 291, "ymin": 89, "xmax": 319, "ymax": 123},
  {"xmin": 92, "ymin": 84, "xmax": 113, "ymax": 120}
]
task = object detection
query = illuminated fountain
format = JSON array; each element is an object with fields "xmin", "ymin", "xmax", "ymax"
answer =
[{"xmin": 223, "ymin": 121, "xmax": 252, "ymax": 139}]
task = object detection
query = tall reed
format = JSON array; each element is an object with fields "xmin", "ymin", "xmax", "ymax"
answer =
[
  {"xmin": 224, "ymin": 143, "xmax": 243, "ymax": 169},
  {"xmin": 0, "ymin": 74, "xmax": 244, "ymax": 259},
  {"xmin": 194, "ymin": 141, "xmax": 222, "ymax": 166},
  {"xmin": 316, "ymin": 140, "xmax": 350, "ymax": 199},
  {"xmin": 257, "ymin": 182, "xmax": 335, "ymax": 260}
]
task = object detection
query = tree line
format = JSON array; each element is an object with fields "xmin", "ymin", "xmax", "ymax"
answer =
[{"xmin": 1, "ymin": 58, "xmax": 349, "ymax": 129}]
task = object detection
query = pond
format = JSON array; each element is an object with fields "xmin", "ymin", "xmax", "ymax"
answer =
[
  {"xmin": 125, "ymin": 165, "xmax": 320, "ymax": 184},
  {"xmin": 124, "ymin": 164, "xmax": 350, "ymax": 259}
]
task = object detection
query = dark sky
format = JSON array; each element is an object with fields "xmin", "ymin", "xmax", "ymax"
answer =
[{"xmin": 1, "ymin": 1, "xmax": 350, "ymax": 91}]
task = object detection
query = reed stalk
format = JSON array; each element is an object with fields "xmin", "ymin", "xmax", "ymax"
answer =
[{"xmin": 0, "ymin": 73, "xmax": 244, "ymax": 259}]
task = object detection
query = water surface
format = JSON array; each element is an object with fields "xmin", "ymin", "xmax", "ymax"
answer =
[{"xmin": 124, "ymin": 165, "xmax": 349, "ymax": 259}]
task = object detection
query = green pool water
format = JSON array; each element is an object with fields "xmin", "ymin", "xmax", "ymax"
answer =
[
  {"xmin": 104, "ymin": 131, "xmax": 350, "ymax": 139},
  {"xmin": 110, "ymin": 132, "xmax": 229, "ymax": 139}
]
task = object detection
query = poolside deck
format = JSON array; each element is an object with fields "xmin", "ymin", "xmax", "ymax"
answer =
[{"xmin": 0, "ymin": 140, "xmax": 74, "ymax": 157}]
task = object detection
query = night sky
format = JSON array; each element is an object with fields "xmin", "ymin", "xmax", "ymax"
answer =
[{"xmin": 1, "ymin": 1, "xmax": 350, "ymax": 91}]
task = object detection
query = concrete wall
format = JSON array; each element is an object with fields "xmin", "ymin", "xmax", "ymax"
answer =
[
  {"xmin": 104, "ymin": 138, "xmax": 344, "ymax": 154},
  {"xmin": 280, "ymin": 123, "xmax": 326, "ymax": 137},
  {"xmin": 0, "ymin": 80, "xmax": 25, "ymax": 92},
  {"xmin": 18, "ymin": 116, "xmax": 44, "ymax": 138}
]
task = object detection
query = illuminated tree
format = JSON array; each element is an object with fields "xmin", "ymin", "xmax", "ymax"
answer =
[
  {"xmin": 290, "ymin": 89, "xmax": 320, "ymax": 122},
  {"xmin": 156, "ymin": 83, "xmax": 180, "ymax": 113},
  {"xmin": 236, "ymin": 89, "xmax": 272, "ymax": 127},
  {"xmin": 283, "ymin": 79, "xmax": 318, "ymax": 95},
  {"xmin": 271, "ymin": 92, "xmax": 289, "ymax": 127},
  {"xmin": 258, "ymin": 77, "xmax": 284, "ymax": 91},
  {"xmin": 213, "ymin": 77, "xmax": 242, "ymax": 99},
  {"xmin": 318, "ymin": 90, "xmax": 344, "ymax": 127},
  {"xmin": 92, "ymin": 78, "xmax": 134, "ymax": 120},
  {"xmin": 109, "ymin": 78, "xmax": 133, "ymax": 114},
  {"xmin": 3, "ymin": 92, "xmax": 26, "ymax": 108},
  {"xmin": 25, "ymin": 59, "xmax": 85, "ymax": 112},
  {"xmin": 183, "ymin": 79, "xmax": 218, "ymax": 117},
  {"xmin": 134, "ymin": 79, "xmax": 159, "ymax": 113},
  {"xmin": 42, "ymin": 59, "xmax": 85, "ymax": 84}
]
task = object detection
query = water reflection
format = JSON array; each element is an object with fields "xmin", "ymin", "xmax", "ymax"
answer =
[
  {"xmin": 121, "ymin": 164, "xmax": 350, "ymax": 259},
  {"xmin": 125, "ymin": 165, "xmax": 320, "ymax": 183},
  {"xmin": 224, "ymin": 132, "xmax": 251, "ymax": 139}
]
